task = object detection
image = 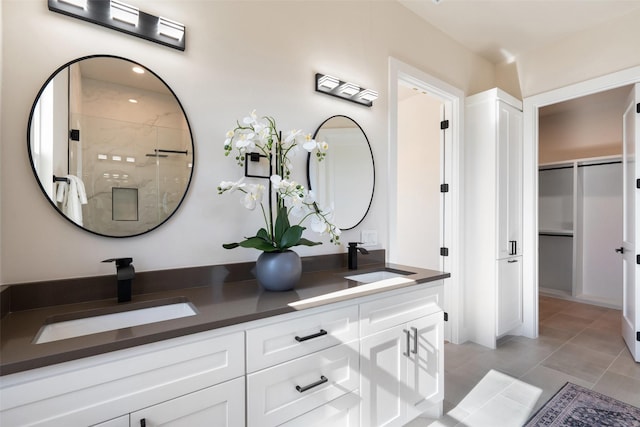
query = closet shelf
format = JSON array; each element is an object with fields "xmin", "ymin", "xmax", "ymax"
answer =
[{"xmin": 539, "ymin": 229, "xmax": 573, "ymax": 237}]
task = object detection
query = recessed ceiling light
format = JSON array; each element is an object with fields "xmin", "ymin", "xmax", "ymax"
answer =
[{"xmin": 128, "ymin": 98, "xmax": 138, "ymax": 104}]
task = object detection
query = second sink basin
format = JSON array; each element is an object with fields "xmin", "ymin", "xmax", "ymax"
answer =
[
  {"xmin": 34, "ymin": 298, "xmax": 197, "ymax": 344},
  {"xmin": 344, "ymin": 269, "xmax": 413, "ymax": 283}
]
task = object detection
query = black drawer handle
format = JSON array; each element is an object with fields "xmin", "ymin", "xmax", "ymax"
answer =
[
  {"xmin": 295, "ymin": 329, "xmax": 327, "ymax": 342},
  {"xmin": 140, "ymin": 419, "xmax": 146, "ymax": 427},
  {"xmin": 296, "ymin": 375, "xmax": 328, "ymax": 393}
]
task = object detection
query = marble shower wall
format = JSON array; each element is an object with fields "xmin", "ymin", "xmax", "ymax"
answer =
[{"xmin": 70, "ymin": 76, "xmax": 191, "ymax": 236}]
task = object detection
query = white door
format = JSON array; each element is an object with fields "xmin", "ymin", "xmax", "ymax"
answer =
[
  {"xmin": 360, "ymin": 325, "xmax": 407, "ymax": 427},
  {"xmin": 405, "ymin": 313, "xmax": 444, "ymax": 420},
  {"xmin": 622, "ymin": 83, "xmax": 640, "ymax": 362}
]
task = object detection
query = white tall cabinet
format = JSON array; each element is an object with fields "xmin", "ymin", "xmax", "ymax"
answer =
[{"xmin": 464, "ymin": 88, "xmax": 523, "ymax": 349}]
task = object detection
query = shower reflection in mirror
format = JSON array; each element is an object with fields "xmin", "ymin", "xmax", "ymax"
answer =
[{"xmin": 29, "ymin": 56, "xmax": 194, "ymax": 237}]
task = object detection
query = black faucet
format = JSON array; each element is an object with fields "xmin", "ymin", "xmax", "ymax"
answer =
[
  {"xmin": 348, "ymin": 242, "xmax": 369, "ymax": 270},
  {"xmin": 102, "ymin": 258, "xmax": 135, "ymax": 302}
]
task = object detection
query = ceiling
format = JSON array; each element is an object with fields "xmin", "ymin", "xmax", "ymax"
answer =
[{"xmin": 398, "ymin": 0, "xmax": 640, "ymax": 64}]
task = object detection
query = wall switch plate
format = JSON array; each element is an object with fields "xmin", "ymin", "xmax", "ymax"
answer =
[{"xmin": 361, "ymin": 230, "xmax": 378, "ymax": 247}]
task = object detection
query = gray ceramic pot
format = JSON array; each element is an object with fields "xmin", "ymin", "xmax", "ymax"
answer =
[{"xmin": 255, "ymin": 250, "xmax": 301, "ymax": 291}]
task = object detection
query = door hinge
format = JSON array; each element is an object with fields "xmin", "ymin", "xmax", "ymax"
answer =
[
  {"xmin": 637, "ymin": 179, "xmax": 640, "ymax": 189},
  {"xmin": 637, "ymin": 331, "xmax": 640, "ymax": 342},
  {"xmin": 444, "ymin": 312, "xmax": 449, "ymax": 322},
  {"xmin": 637, "ymin": 254, "xmax": 640, "ymax": 265},
  {"xmin": 440, "ymin": 247, "xmax": 449, "ymax": 256},
  {"xmin": 636, "ymin": 103, "xmax": 640, "ymax": 114},
  {"xmin": 69, "ymin": 129, "xmax": 80, "ymax": 141},
  {"xmin": 440, "ymin": 183, "xmax": 449, "ymax": 193},
  {"xmin": 440, "ymin": 119, "xmax": 449, "ymax": 130}
]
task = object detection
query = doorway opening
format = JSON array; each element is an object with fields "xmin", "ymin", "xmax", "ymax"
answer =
[
  {"xmin": 389, "ymin": 58, "xmax": 463, "ymax": 344},
  {"xmin": 522, "ymin": 66, "xmax": 640, "ymax": 361}
]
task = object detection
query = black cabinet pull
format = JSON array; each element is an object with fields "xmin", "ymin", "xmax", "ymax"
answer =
[
  {"xmin": 508, "ymin": 259, "xmax": 518, "ymax": 263},
  {"xmin": 615, "ymin": 247, "xmax": 625, "ymax": 254},
  {"xmin": 295, "ymin": 329, "xmax": 328, "ymax": 342},
  {"xmin": 509, "ymin": 240, "xmax": 517, "ymax": 256},
  {"xmin": 403, "ymin": 329, "xmax": 411, "ymax": 357},
  {"xmin": 140, "ymin": 419, "xmax": 146, "ymax": 427},
  {"xmin": 296, "ymin": 375, "xmax": 328, "ymax": 393},
  {"xmin": 410, "ymin": 326, "xmax": 418, "ymax": 354}
]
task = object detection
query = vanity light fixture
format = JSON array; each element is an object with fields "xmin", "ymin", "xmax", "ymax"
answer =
[
  {"xmin": 126, "ymin": 157, "xmax": 136, "ymax": 163},
  {"xmin": 317, "ymin": 74, "xmax": 340, "ymax": 90},
  {"xmin": 315, "ymin": 73, "xmax": 378, "ymax": 107},
  {"xmin": 132, "ymin": 66, "xmax": 145, "ymax": 74},
  {"xmin": 48, "ymin": 0, "xmax": 186, "ymax": 51},
  {"xmin": 338, "ymin": 82, "xmax": 360, "ymax": 97},
  {"xmin": 128, "ymin": 98, "xmax": 138, "ymax": 104},
  {"xmin": 98, "ymin": 154, "xmax": 108, "ymax": 160},
  {"xmin": 59, "ymin": 0, "xmax": 87, "ymax": 9},
  {"xmin": 110, "ymin": 0, "xmax": 138, "ymax": 26},
  {"xmin": 158, "ymin": 17, "xmax": 185, "ymax": 41},
  {"xmin": 112, "ymin": 155, "xmax": 122, "ymax": 161}
]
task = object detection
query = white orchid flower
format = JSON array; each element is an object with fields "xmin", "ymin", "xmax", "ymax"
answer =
[
  {"xmin": 218, "ymin": 178, "xmax": 245, "ymax": 194},
  {"xmin": 242, "ymin": 109, "xmax": 258, "ymax": 126},
  {"xmin": 270, "ymin": 175, "xmax": 284, "ymax": 190},
  {"xmin": 310, "ymin": 215, "xmax": 328, "ymax": 233},
  {"xmin": 284, "ymin": 129, "xmax": 302, "ymax": 144},
  {"xmin": 318, "ymin": 140, "xmax": 329, "ymax": 152},
  {"xmin": 224, "ymin": 130, "xmax": 234, "ymax": 147},
  {"xmin": 302, "ymin": 134, "xmax": 317, "ymax": 152},
  {"xmin": 242, "ymin": 183, "xmax": 264, "ymax": 210},
  {"xmin": 235, "ymin": 132, "xmax": 256, "ymax": 151}
]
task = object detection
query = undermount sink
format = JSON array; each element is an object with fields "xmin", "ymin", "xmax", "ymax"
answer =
[
  {"xmin": 34, "ymin": 298, "xmax": 197, "ymax": 344},
  {"xmin": 344, "ymin": 269, "xmax": 413, "ymax": 284}
]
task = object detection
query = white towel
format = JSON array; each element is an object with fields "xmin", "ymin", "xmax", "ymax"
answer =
[{"xmin": 55, "ymin": 175, "xmax": 88, "ymax": 226}]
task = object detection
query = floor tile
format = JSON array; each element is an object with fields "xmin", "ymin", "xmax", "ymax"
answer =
[
  {"xmin": 608, "ymin": 347, "xmax": 640, "ymax": 380},
  {"xmin": 519, "ymin": 365, "xmax": 594, "ymax": 413},
  {"xmin": 593, "ymin": 371, "xmax": 640, "ymax": 407},
  {"xmin": 560, "ymin": 302, "xmax": 608, "ymax": 320},
  {"xmin": 541, "ymin": 343, "xmax": 616, "ymax": 383},
  {"xmin": 569, "ymin": 327, "xmax": 626, "ymax": 356},
  {"xmin": 455, "ymin": 370, "xmax": 515, "ymax": 414},
  {"xmin": 540, "ymin": 313, "xmax": 594, "ymax": 333}
]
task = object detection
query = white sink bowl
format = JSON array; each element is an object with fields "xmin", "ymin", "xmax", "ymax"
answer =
[
  {"xmin": 344, "ymin": 270, "xmax": 410, "ymax": 283},
  {"xmin": 34, "ymin": 301, "xmax": 197, "ymax": 344}
]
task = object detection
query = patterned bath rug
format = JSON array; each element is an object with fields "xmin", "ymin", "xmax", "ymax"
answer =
[{"xmin": 524, "ymin": 382, "xmax": 640, "ymax": 427}]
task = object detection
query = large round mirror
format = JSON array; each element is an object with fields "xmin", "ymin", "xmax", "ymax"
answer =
[
  {"xmin": 28, "ymin": 55, "xmax": 194, "ymax": 237},
  {"xmin": 308, "ymin": 115, "xmax": 375, "ymax": 230}
]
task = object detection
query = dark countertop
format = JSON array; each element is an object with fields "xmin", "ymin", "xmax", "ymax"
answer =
[{"xmin": 0, "ymin": 255, "xmax": 449, "ymax": 376}]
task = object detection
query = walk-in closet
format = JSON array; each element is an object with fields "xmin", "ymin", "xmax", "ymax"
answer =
[{"xmin": 538, "ymin": 86, "xmax": 632, "ymax": 309}]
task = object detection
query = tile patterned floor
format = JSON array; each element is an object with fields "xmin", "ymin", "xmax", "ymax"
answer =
[{"xmin": 407, "ymin": 295, "xmax": 640, "ymax": 427}]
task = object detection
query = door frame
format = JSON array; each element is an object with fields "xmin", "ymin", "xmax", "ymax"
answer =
[
  {"xmin": 522, "ymin": 66, "xmax": 640, "ymax": 339},
  {"xmin": 388, "ymin": 58, "xmax": 464, "ymax": 344}
]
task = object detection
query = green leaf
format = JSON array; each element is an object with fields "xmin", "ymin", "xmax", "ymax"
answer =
[
  {"xmin": 222, "ymin": 242, "xmax": 240, "ymax": 249},
  {"xmin": 280, "ymin": 225, "xmax": 305, "ymax": 250},
  {"xmin": 238, "ymin": 236, "xmax": 277, "ymax": 252},
  {"xmin": 256, "ymin": 228, "xmax": 271, "ymax": 241},
  {"xmin": 274, "ymin": 206, "xmax": 290, "ymax": 243},
  {"xmin": 297, "ymin": 237, "xmax": 322, "ymax": 247}
]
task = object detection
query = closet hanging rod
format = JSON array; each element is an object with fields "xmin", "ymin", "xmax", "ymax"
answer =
[
  {"xmin": 156, "ymin": 149, "xmax": 188, "ymax": 155},
  {"xmin": 539, "ymin": 232, "xmax": 573, "ymax": 237},
  {"xmin": 577, "ymin": 160, "xmax": 621, "ymax": 168}
]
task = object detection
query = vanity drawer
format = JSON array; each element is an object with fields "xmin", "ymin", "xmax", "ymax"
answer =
[
  {"xmin": 280, "ymin": 390, "xmax": 360, "ymax": 427},
  {"xmin": 246, "ymin": 305, "xmax": 358, "ymax": 372},
  {"xmin": 247, "ymin": 341, "xmax": 359, "ymax": 427},
  {"xmin": 1, "ymin": 330, "xmax": 244, "ymax": 427},
  {"xmin": 359, "ymin": 285, "xmax": 443, "ymax": 337}
]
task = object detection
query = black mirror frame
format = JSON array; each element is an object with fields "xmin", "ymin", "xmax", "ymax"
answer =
[
  {"xmin": 27, "ymin": 54, "xmax": 195, "ymax": 238},
  {"xmin": 307, "ymin": 115, "xmax": 375, "ymax": 230}
]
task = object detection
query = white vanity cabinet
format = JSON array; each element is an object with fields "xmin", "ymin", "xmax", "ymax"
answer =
[
  {"xmin": 464, "ymin": 88, "xmax": 523, "ymax": 349},
  {"xmin": 0, "ymin": 330, "xmax": 245, "ymax": 427},
  {"xmin": 1, "ymin": 280, "xmax": 446, "ymax": 427},
  {"xmin": 359, "ymin": 288, "xmax": 444, "ymax": 427}
]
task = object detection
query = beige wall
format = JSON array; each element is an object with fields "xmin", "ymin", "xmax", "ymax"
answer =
[
  {"xmin": 0, "ymin": 0, "xmax": 494, "ymax": 283},
  {"xmin": 514, "ymin": 8, "xmax": 640, "ymax": 97}
]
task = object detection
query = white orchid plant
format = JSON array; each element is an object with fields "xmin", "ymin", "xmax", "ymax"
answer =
[{"xmin": 218, "ymin": 110, "xmax": 341, "ymax": 253}]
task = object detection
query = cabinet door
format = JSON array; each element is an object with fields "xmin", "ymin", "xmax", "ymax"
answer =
[
  {"xmin": 360, "ymin": 325, "xmax": 407, "ymax": 427},
  {"xmin": 497, "ymin": 100, "xmax": 523, "ymax": 259},
  {"xmin": 497, "ymin": 257, "xmax": 523, "ymax": 336},
  {"xmin": 92, "ymin": 415, "xmax": 129, "ymax": 427},
  {"xmin": 280, "ymin": 391, "xmax": 360, "ymax": 427},
  {"xmin": 405, "ymin": 313, "xmax": 444, "ymax": 420},
  {"xmin": 129, "ymin": 377, "xmax": 244, "ymax": 427}
]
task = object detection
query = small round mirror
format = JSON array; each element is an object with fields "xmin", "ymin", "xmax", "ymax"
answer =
[
  {"xmin": 308, "ymin": 115, "xmax": 375, "ymax": 230},
  {"xmin": 28, "ymin": 55, "xmax": 194, "ymax": 237}
]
